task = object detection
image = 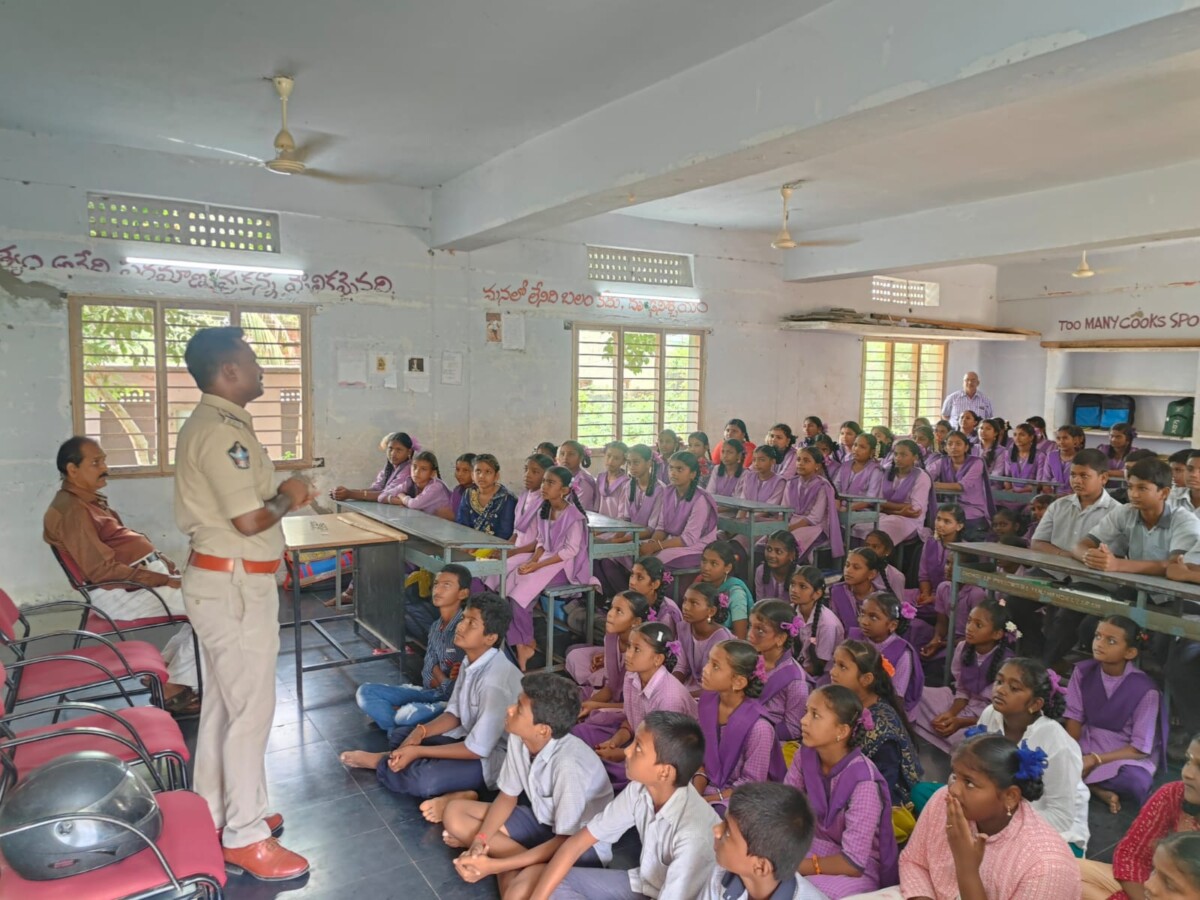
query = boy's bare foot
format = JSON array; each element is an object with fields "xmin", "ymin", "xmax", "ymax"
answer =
[
  {"xmin": 419, "ymin": 790, "xmax": 478, "ymax": 823},
  {"xmin": 1094, "ymin": 787, "xmax": 1121, "ymax": 814},
  {"xmin": 339, "ymin": 750, "xmax": 386, "ymax": 770},
  {"xmin": 442, "ymin": 829, "xmax": 464, "ymax": 848}
]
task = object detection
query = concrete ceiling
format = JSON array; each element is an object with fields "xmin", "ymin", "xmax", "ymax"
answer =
[
  {"xmin": 0, "ymin": 0, "xmax": 825, "ymax": 187},
  {"xmin": 624, "ymin": 53, "xmax": 1200, "ymax": 235}
]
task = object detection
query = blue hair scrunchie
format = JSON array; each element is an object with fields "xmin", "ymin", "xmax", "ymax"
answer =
[
  {"xmin": 963, "ymin": 724, "xmax": 989, "ymax": 739},
  {"xmin": 1014, "ymin": 740, "xmax": 1049, "ymax": 782}
]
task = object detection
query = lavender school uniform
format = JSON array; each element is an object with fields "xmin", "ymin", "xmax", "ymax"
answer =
[
  {"xmin": 834, "ymin": 459, "xmax": 884, "ymax": 500},
  {"xmin": 504, "ymin": 504, "xmax": 596, "ymax": 646},
  {"xmin": 373, "ymin": 458, "xmax": 414, "ymax": 502},
  {"xmin": 698, "ymin": 692, "xmax": 786, "ymax": 813},
  {"xmin": 928, "ymin": 454, "xmax": 995, "ymax": 528},
  {"xmin": 786, "ymin": 475, "xmax": 844, "ymax": 561},
  {"xmin": 1039, "ymin": 451, "xmax": 1075, "ymax": 492},
  {"xmin": 649, "ymin": 486, "xmax": 720, "ymax": 570},
  {"xmin": 407, "ymin": 478, "xmax": 453, "ymax": 517},
  {"xmin": 759, "ymin": 654, "xmax": 807, "ymax": 740},
  {"xmin": 846, "ymin": 631, "xmax": 924, "ymax": 714},
  {"xmin": 1066, "ymin": 659, "xmax": 1163, "ymax": 802},
  {"xmin": 784, "ymin": 747, "xmax": 898, "ymax": 899},
  {"xmin": 733, "ymin": 472, "xmax": 786, "ymax": 553},
  {"xmin": 648, "ymin": 595, "xmax": 684, "ymax": 636},
  {"xmin": 775, "ymin": 445, "xmax": 799, "ymax": 481},
  {"xmin": 674, "ymin": 624, "xmax": 733, "ymax": 691},
  {"xmin": 569, "ymin": 467, "xmax": 599, "ymax": 512},
  {"xmin": 598, "ymin": 479, "xmax": 665, "ymax": 593},
  {"xmin": 794, "ymin": 603, "xmax": 845, "ymax": 679},
  {"xmin": 565, "ymin": 631, "xmax": 626, "ymax": 699},
  {"xmin": 913, "ymin": 642, "xmax": 1011, "ymax": 753},
  {"xmin": 753, "ymin": 564, "xmax": 789, "ymax": 600},
  {"xmin": 854, "ymin": 466, "xmax": 934, "ymax": 545},
  {"xmin": 595, "ymin": 472, "xmax": 631, "ymax": 520},
  {"xmin": 707, "ymin": 468, "xmax": 745, "ymax": 499},
  {"xmin": 829, "ymin": 583, "xmax": 870, "ymax": 636},
  {"xmin": 998, "ymin": 449, "xmax": 1042, "ymax": 508}
]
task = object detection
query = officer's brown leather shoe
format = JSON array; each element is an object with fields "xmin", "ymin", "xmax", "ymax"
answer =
[
  {"xmin": 223, "ymin": 837, "xmax": 309, "ymax": 881},
  {"xmin": 217, "ymin": 812, "xmax": 284, "ymax": 840}
]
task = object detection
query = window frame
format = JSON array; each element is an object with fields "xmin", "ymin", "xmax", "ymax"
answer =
[
  {"xmin": 571, "ymin": 323, "xmax": 706, "ymax": 448},
  {"xmin": 68, "ymin": 294, "xmax": 313, "ymax": 477},
  {"xmin": 859, "ymin": 338, "xmax": 947, "ymax": 430}
]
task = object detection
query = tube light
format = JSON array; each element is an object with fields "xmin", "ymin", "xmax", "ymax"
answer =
[
  {"xmin": 599, "ymin": 290, "xmax": 698, "ymax": 303},
  {"xmin": 124, "ymin": 256, "xmax": 304, "ymax": 277}
]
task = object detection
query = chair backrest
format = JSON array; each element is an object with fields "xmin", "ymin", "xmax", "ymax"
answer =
[
  {"xmin": 49, "ymin": 544, "xmax": 88, "ymax": 589},
  {"xmin": 0, "ymin": 592, "xmax": 19, "ymax": 644}
]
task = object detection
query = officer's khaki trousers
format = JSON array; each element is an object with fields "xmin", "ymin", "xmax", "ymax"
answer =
[{"xmin": 182, "ymin": 561, "xmax": 279, "ymax": 849}]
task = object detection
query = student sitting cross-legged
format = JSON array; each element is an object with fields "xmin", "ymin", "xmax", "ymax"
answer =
[
  {"xmin": 443, "ymin": 672, "xmax": 614, "ymax": 900},
  {"xmin": 528, "ymin": 710, "xmax": 720, "ymax": 900},
  {"xmin": 707, "ymin": 782, "xmax": 830, "ymax": 900},
  {"xmin": 339, "ymin": 592, "xmax": 524, "ymax": 809}
]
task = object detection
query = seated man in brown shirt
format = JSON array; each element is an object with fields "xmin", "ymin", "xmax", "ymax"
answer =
[{"xmin": 43, "ymin": 436, "xmax": 199, "ymax": 712}]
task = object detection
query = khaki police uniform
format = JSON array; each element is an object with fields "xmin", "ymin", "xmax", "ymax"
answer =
[{"xmin": 174, "ymin": 392, "xmax": 284, "ymax": 849}]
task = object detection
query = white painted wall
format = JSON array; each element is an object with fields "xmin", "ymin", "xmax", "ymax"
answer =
[{"xmin": 0, "ymin": 134, "xmax": 998, "ymax": 601}]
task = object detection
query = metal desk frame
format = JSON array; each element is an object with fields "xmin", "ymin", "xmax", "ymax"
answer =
[
  {"xmin": 837, "ymin": 494, "xmax": 885, "ymax": 558},
  {"xmin": 716, "ymin": 496, "xmax": 791, "ymax": 571}
]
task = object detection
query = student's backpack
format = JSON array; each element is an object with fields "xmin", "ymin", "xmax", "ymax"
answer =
[
  {"xmin": 1164, "ymin": 398, "xmax": 1195, "ymax": 438},
  {"xmin": 1072, "ymin": 393, "xmax": 1102, "ymax": 428},
  {"xmin": 1100, "ymin": 395, "xmax": 1136, "ymax": 428}
]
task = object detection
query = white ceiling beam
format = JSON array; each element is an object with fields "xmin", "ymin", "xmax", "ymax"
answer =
[
  {"xmin": 780, "ymin": 158, "xmax": 1200, "ymax": 281},
  {"xmin": 431, "ymin": 0, "xmax": 1200, "ymax": 250}
]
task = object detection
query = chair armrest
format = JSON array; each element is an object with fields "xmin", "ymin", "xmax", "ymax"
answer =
[
  {"xmin": 11, "ymin": 630, "xmax": 137, "ymax": 673},
  {"xmin": 2, "ymin": 655, "xmax": 138, "ymax": 707},
  {"xmin": 0, "ymin": 728, "xmax": 165, "ymax": 790},
  {"xmin": 81, "ymin": 581, "xmax": 176, "ymax": 618},
  {"xmin": 18, "ymin": 599, "xmax": 129, "ymax": 639},
  {"xmin": 0, "ymin": 701, "xmax": 151, "ymax": 746}
]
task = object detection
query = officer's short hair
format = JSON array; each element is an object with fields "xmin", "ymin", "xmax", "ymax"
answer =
[{"xmin": 185, "ymin": 326, "xmax": 246, "ymax": 391}]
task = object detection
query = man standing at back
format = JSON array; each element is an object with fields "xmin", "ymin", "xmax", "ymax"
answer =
[
  {"xmin": 940, "ymin": 371, "xmax": 993, "ymax": 429},
  {"xmin": 174, "ymin": 326, "xmax": 315, "ymax": 881}
]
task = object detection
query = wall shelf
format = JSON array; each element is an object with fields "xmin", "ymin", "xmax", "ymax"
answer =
[
  {"xmin": 781, "ymin": 321, "xmax": 1032, "ymax": 342},
  {"xmin": 1081, "ymin": 429, "xmax": 1191, "ymax": 443}
]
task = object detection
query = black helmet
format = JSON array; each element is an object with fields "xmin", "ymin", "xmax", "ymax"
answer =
[{"xmin": 0, "ymin": 751, "xmax": 162, "ymax": 879}]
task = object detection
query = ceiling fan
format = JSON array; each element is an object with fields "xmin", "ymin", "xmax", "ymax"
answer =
[
  {"xmin": 1069, "ymin": 250, "xmax": 1123, "ymax": 278},
  {"xmin": 770, "ymin": 181, "xmax": 858, "ymax": 250},
  {"xmin": 262, "ymin": 75, "xmax": 367, "ymax": 183}
]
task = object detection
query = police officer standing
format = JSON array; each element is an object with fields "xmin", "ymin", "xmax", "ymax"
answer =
[{"xmin": 175, "ymin": 326, "xmax": 315, "ymax": 881}]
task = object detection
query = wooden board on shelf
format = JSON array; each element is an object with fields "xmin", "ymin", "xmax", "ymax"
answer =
[
  {"xmin": 1042, "ymin": 339, "xmax": 1200, "ymax": 350},
  {"xmin": 1056, "ymin": 387, "xmax": 1191, "ymax": 397},
  {"xmin": 1081, "ymin": 429, "xmax": 1191, "ymax": 443},
  {"xmin": 781, "ymin": 321, "xmax": 1031, "ymax": 341}
]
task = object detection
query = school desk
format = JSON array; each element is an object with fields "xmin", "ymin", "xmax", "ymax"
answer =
[
  {"xmin": 715, "ymin": 496, "xmax": 791, "ymax": 570},
  {"xmin": 281, "ymin": 512, "xmax": 406, "ymax": 706},
  {"xmin": 837, "ymin": 494, "xmax": 885, "ymax": 561},
  {"xmin": 945, "ymin": 540, "xmax": 1200, "ymax": 680},
  {"xmin": 987, "ymin": 473, "xmax": 1065, "ymax": 505}
]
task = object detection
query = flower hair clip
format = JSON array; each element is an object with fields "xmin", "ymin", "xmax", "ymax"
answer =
[
  {"xmin": 1047, "ymin": 669, "xmax": 1066, "ymax": 696},
  {"xmin": 661, "ymin": 571, "xmax": 674, "ymax": 586},
  {"xmin": 859, "ymin": 708, "xmax": 875, "ymax": 732},
  {"xmin": 997, "ymin": 597, "xmax": 1007, "ymax": 607},
  {"xmin": 753, "ymin": 657, "xmax": 767, "ymax": 682},
  {"xmin": 717, "ymin": 592, "xmax": 730, "ymax": 609},
  {"xmin": 1004, "ymin": 620, "xmax": 1022, "ymax": 644},
  {"xmin": 780, "ymin": 616, "xmax": 803, "ymax": 638},
  {"xmin": 881, "ymin": 658, "xmax": 896, "ymax": 678},
  {"xmin": 1014, "ymin": 740, "xmax": 1049, "ymax": 781},
  {"xmin": 646, "ymin": 608, "xmax": 658, "ymax": 623},
  {"xmin": 899, "ymin": 601, "xmax": 917, "ymax": 621},
  {"xmin": 665, "ymin": 640, "xmax": 682, "ymax": 658}
]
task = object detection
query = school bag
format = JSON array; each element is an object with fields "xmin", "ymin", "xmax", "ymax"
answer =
[
  {"xmin": 1164, "ymin": 398, "xmax": 1195, "ymax": 437},
  {"xmin": 1072, "ymin": 393, "xmax": 1101, "ymax": 428},
  {"xmin": 1100, "ymin": 395, "xmax": 1135, "ymax": 428}
]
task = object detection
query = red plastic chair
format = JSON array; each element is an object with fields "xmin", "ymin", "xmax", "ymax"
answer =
[
  {"xmin": 49, "ymin": 546, "xmax": 203, "ymax": 698},
  {"xmin": 0, "ymin": 662, "xmax": 190, "ymax": 792},
  {"xmin": 0, "ymin": 791, "xmax": 226, "ymax": 899},
  {"xmin": 0, "ymin": 589, "xmax": 168, "ymax": 715}
]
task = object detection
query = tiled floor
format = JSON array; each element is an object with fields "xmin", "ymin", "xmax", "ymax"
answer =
[{"xmin": 21, "ymin": 583, "xmax": 1177, "ymax": 897}]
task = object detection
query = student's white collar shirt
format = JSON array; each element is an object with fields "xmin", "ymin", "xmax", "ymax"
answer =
[
  {"xmin": 496, "ymin": 732, "xmax": 614, "ymax": 863},
  {"xmin": 705, "ymin": 869, "xmax": 830, "ymax": 900},
  {"xmin": 585, "ymin": 782, "xmax": 720, "ymax": 900},
  {"xmin": 1031, "ymin": 490, "xmax": 1120, "ymax": 552},
  {"xmin": 444, "ymin": 647, "xmax": 524, "ymax": 788}
]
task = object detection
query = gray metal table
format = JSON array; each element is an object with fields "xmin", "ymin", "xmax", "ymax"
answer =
[
  {"xmin": 837, "ymin": 494, "xmax": 884, "ymax": 558},
  {"xmin": 988, "ymin": 474, "xmax": 1063, "ymax": 505},
  {"xmin": 716, "ymin": 496, "xmax": 791, "ymax": 563},
  {"xmin": 586, "ymin": 511, "xmax": 644, "ymax": 563}
]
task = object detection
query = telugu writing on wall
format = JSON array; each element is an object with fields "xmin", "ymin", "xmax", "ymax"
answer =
[
  {"xmin": 1057, "ymin": 311, "xmax": 1200, "ymax": 333},
  {"xmin": 483, "ymin": 280, "xmax": 707, "ymax": 319}
]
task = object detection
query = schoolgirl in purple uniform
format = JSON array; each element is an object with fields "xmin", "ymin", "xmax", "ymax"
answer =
[
  {"xmin": 785, "ymin": 685, "xmax": 899, "ymax": 898},
  {"xmin": 959, "ymin": 409, "xmax": 983, "ymax": 453},
  {"xmin": 1026, "ymin": 415, "xmax": 1057, "ymax": 456},
  {"xmin": 594, "ymin": 444, "xmax": 664, "ymax": 596},
  {"xmin": 1097, "ymin": 422, "xmax": 1139, "ymax": 473},
  {"xmin": 929, "ymin": 429, "xmax": 994, "ymax": 540},
  {"xmin": 871, "ymin": 426, "xmax": 896, "ymax": 467},
  {"xmin": 672, "ymin": 581, "xmax": 733, "ymax": 692},
  {"xmin": 829, "ymin": 547, "xmax": 884, "ymax": 635},
  {"xmin": 630, "ymin": 556, "xmax": 683, "ymax": 638},
  {"xmin": 735, "ymin": 444, "xmax": 787, "ymax": 505},
  {"xmin": 332, "ymin": 430, "xmax": 415, "ymax": 504},
  {"xmin": 557, "ymin": 440, "xmax": 598, "ymax": 512},
  {"xmin": 707, "ymin": 438, "xmax": 746, "ymax": 499},
  {"xmin": 858, "ymin": 439, "xmax": 933, "ymax": 546},
  {"xmin": 912, "ymin": 424, "xmax": 939, "ymax": 468},
  {"xmin": 835, "ymin": 432, "xmax": 884, "ymax": 502},
  {"xmin": 977, "ymin": 417, "xmax": 1010, "ymax": 474},
  {"xmin": 747, "ymin": 600, "xmax": 809, "ymax": 740},
  {"xmin": 754, "ymin": 529, "xmax": 798, "ymax": 601},
  {"xmin": 834, "ymin": 421, "xmax": 862, "ymax": 464},
  {"xmin": 1038, "ymin": 425, "xmax": 1084, "ymax": 493},
  {"xmin": 686, "ymin": 431, "xmax": 712, "ymax": 482},
  {"xmin": 785, "ymin": 446, "xmax": 843, "ymax": 562},
  {"xmin": 801, "ymin": 415, "xmax": 828, "ymax": 448},
  {"xmin": 1065, "ymin": 614, "xmax": 1163, "ymax": 812},
  {"xmin": 593, "ymin": 441, "xmax": 630, "ymax": 520},
  {"xmin": 764, "ymin": 423, "xmax": 799, "ymax": 480},
  {"xmin": 789, "ymin": 566, "xmax": 845, "ymax": 681},
  {"xmin": 814, "ymin": 434, "xmax": 841, "ymax": 482},
  {"xmin": 642, "ymin": 451, "xmax": 719, "ymax": 572},
  {"xmin": 654, "ymin": 429, "xmax": 683, "ymax": 484},
  {"xmin": 394, "ymin": 451, "xmax": 454, "ymax": 518},
  {"xmin": 913, "ymin": 503, "xmax": 967, "ymax": 657},
  {"xmin": 567, "ymin": 590, "xmax": 646, "ymax": 720},
  {"xmin": 697, "ymin": 640, "xmax": 786, "ymax": 814},
  {"xmin": 999, "ymin": 422, "xmax": 1042, "ymax": 508},
  {"xmin": 852, "ymin": 592, "xmax": 924, "ymax": 714},
  {"xmin": 862, "ymin": 530, "xmax": 913, "ymax": 603}
]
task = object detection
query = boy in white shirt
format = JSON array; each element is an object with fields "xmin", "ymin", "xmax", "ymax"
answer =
[
  {"xmin": 707, "ymin": 783, "xmax": 829, "ymax": 900},
  {"xmin": 445, "ymin": 671, "xmax": 615, "ymax": 898},
  {"xmin": 529, "ymin": 711, "xmax": 720, "ymax": 900}
]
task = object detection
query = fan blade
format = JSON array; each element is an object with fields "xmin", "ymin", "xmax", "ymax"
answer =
[
  {"xmin": 303, "ymin": 169, "xmax": 380, "ymax": 185},
  {"xmin": 291, "ymin": 132, "xmax": 337, "ymax": 164},
  {"xmin": 791, "ymin": 238, "xmax": 860, "ymax": 247}
]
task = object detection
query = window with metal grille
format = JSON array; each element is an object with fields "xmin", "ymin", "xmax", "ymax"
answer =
[
  {"xmin": 871, "ymin": 275, "xmax": 939, "ymax": 307},
  {"xmin": 86, "ymin": 192, "xmax": 280, "ymax": 253},
  {"xmin": 70, "ymin": 298, "xmax": 310, "ymax": 474},
  {"xmin": 860, "ymin": 340, "xmax": 946, "ymax": 430},
  {"xmin": 573, "ymin": 326, "xmax": 703, "ymax": 448},
  {"xmin": 587, "ymin": 246, "xmax": 694, "ymax": 287}
]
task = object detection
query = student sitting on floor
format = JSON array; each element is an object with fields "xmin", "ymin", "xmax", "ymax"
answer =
[
  {"xmin": 442, "ymin": 672, "xmax": 614, "ymax": 899},
  {"xmin": 339, "ymin": 592, "xmax": 524, "ymax": 808},
  {"xmin": 354, "ymin": 564, "xmax": 468, "ymax": 736},
  {"xmin": 673, "ymin": 582, "xmax": 734, "ymax": 693},
  {"xmin": 747, "ymin": 600, "xmax": 808, "ymax": 742},
  {"xmin": 706, "ymin": 782, "xmax": 829, "ymax": 900},
  {"xmin": 528, "ymin": 711, "xmax": 720, "ymax": 900}
]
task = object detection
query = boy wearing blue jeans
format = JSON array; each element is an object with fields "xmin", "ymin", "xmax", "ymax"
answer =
[{"xmin": 354, "ymin": 564, "xmax": 469, "ymax": 736}]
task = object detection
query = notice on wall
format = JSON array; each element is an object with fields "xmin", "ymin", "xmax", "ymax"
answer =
[
  {"xmin": 485, "ymin": 312, "xmax": 503, "ymax": 343},
  {"xmin": 336, "ymin": 347, "xmax": 367, "ymax": 387},
  {"xmin": 404, "ymin": 355, "xmax": 430, "ymax": 393},
  {"xmin": 369, "ymin": 352, "xmax": 397, "ymax": 389},
  {"xmin": 441, "ymin": 350, "xmax": 464, "ymax": 385},
  {"xmin": 502, "ymin": 312, "xmax": 526, "ymax": 351}
]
